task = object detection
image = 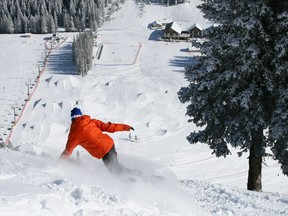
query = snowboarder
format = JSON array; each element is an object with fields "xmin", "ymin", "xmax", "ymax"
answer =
[{"xmin": 60, "ymin": 107, "xmax": 134, "ymax": 174}]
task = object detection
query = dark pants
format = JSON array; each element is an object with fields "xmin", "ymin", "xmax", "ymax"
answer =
[{"xmin": 102, "ymin": 145, "xmax": 126, "ymax": 174}]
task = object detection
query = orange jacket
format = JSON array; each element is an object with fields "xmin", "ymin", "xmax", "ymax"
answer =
[{"xmin": 61, "ymin": 115, "xmax": 132, "ymax": 159}]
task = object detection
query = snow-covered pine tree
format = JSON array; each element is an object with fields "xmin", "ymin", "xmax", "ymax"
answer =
[
  {"xmin": 40, "ymin": 1, "xmax": 48, "ymax": 34},
  {"xmin": 47, "ymin": 14, "xmax": 56, "ymax": 33},
  {"xmin": 178, "ymin": 0, "xmax": 288, "ymax": 191},
  {"xmin": 40, "ymin": 15, "xmax": 48, "ymax": 34},
  {"xmin": 1, "ymin": 15, "xmax": 15, "ymax": 33},
  {"xmin": 268, "ymin": 1, "xmax": 288, "ymax": 177},
  {"xmin": 14, "ymin": 15, "xmax": 23, "ymax": 34}
]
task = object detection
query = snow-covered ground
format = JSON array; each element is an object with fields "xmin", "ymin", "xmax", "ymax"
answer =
[{"xmin": 0, "ymin": 0, "xmax": 287, "ymax": 215}]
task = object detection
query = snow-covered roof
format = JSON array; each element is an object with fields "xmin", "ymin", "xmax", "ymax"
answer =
[
  {"xmin": 160, "ymin": 18, "xmax": 173, "ymax": 24},
  {"xmin": 152, "ymin": 20, "xmax": 162, "ymax": 26},
  {"xmin": 167, "ymin": 22, "xmax": 182, "ymax": 34},
  {"xmin": 186, "ymin": 23, "xmax": 202, "ymax": 31}
]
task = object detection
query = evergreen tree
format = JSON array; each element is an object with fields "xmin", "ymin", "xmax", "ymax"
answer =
[
  {"xmin": 47, "ymin": 14, "xmax": 56, "ymax": 33},
  {"xmin": 79, "ymin": 0, "xmax": 87, "ymax": 28},
  {"xmin": 268, "ymin": 1, "xmax": 288, "ymax": 177},
  {"xmin": 40, "ymin": 15, "xmax": 48, "ymax": 33},
  {"xmin": 39, "ymin": 0, "xmax": 48, "ymax": 33},
  {"xmin": 14, "ymin": 15, "xmax": 23, "ymax": 33},
  {"xmin": 30, "ymin": 15, "xmax": 41, "ymax": 33},
  {"xmin": 62, "ymin": 9, "xmax": 70, "ymax": 30},
  {"xmin": 13, "ymin": 0, "xmax": 23, "ymax": 33},
  {"xmin": 67, "ymin": 16, "xmax": 77, "ymax": 32},
  {"xmin": 178, "ymin": 0, "xmax": 288, "ymax": 191},
  {"xmin": 2, "ymin": 15, "xmax": 15, "ymax": 33},
  {"xmin": 69, "ymin": 0, "xmax": 77, "ymax": 16},
  {"xmin": 21, "ymin": 16, "xmax": 29, "ymax": 33}
]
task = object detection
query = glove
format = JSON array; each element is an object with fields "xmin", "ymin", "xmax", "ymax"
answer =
[{"xmin": 124, "ymin": 125, "xmax": 134, "ymax": 131}]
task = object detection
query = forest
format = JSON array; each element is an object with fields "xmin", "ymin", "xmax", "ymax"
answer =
[{"xmin": 0, "ymin": 0, "xmax": 112, "ymax": 34}]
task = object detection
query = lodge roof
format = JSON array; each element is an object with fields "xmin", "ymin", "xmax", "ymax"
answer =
[{"xmin": 165, "ymin": 22, "xmax": 182, "ymax": 34}]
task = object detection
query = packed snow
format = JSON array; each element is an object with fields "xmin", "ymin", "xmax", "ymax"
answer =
[{"xmin": 0, "ymin": 0, "xmax": 287, "ymax": 215}]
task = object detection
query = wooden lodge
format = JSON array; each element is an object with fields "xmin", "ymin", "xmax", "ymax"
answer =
[{"xmin": 163, "ymin": 21, "xmax": 202, "ymax": 40}]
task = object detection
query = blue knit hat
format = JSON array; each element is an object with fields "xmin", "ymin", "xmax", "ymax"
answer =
[{"xmin": 71, "ymin": 107, "xmax": 82, "ymax": 120}]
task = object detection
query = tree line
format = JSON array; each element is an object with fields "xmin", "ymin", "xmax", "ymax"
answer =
[
  {"xmin": 178, "ymin": 0, "xmax": 288, "ymax": 191},
  {"xmin": 0, "ymin": 0, "xmax": 107, "ymax": 34},
  {"xmin": 72, "ymin": 31, "xmax": 93, "ymax": 76}
]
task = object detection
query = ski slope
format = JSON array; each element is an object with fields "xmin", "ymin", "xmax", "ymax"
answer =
[{"xmin": 0, "ymin": 0, "xmax": 288, "ymax": 215}]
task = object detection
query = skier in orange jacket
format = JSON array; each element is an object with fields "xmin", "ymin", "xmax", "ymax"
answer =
[{"xmin": 60, "ymin": 107, "xmax": 134, "ymax": 174}]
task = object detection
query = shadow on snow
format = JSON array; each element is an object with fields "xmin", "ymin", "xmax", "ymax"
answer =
[
  {"xmin": 46, "ymin": 42, "xmax": 78, "ymax": 75},
  {"xmin": 169, "ymin": 55, "xmax": 197, "ymax": 73}
]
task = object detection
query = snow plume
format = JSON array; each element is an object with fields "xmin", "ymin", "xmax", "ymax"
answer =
[
  {"xmin": 0, "ymin": 149, "xmax": 203, "ymax": 215},
  {"xmin": 58, "ymin": 154, "xmax": 202, "ymax": 216}
]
